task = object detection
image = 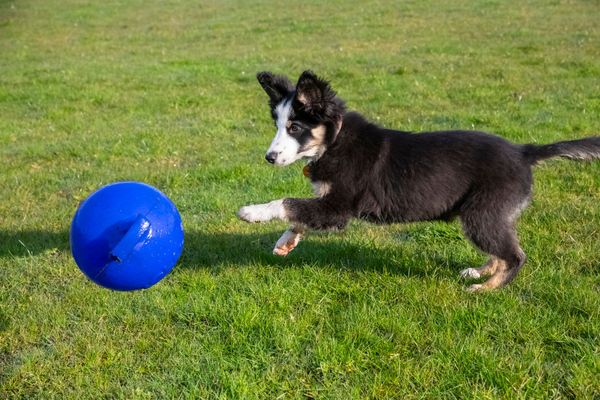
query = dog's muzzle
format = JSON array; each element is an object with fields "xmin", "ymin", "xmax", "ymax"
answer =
[{"xmin": 265, "ymin": 152, "xmax": 278, "ymax": 164}]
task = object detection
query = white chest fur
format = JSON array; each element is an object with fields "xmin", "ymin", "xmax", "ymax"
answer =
[{"xmin": 311, "ymin": 181, "xmax": 331, "ymax": 198}]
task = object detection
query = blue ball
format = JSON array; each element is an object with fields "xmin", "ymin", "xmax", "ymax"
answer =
[{"xmin": 70, "ymin": 182, "xmax": 184, "ymax": 291}]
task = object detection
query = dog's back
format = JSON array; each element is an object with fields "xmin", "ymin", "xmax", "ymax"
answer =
[{"xmin": 313, "ymin": 112, "xmax": 532, "ymax": 224}]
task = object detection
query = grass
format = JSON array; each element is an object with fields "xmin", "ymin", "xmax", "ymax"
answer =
[{"xmin": 1, "ymin": 0, "xmax": 599, "ymax": 398}]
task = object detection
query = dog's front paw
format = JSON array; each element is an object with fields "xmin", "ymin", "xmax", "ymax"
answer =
[
  {"xmin": 237, "ymin": 200, "xmax": 286, "ymax": 223},
  {"xmin": 273, "ymin": 229, "xmax": 302, "ymax": 256},
  {"xmin": 237, "ymin": 204, "xmax": 266, "ymax": 223}
]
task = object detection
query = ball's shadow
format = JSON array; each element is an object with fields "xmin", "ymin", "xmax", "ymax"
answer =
[{"xmin": 0, "ymin": 229, "xmax": 70, "ymax": 258}]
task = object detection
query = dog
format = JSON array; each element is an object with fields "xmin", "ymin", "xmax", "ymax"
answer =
[{"xmin": 237, "ymin": 70, "xmax": 600, "ymax": 291}]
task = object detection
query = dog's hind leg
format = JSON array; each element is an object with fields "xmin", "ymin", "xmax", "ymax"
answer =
[
  {"xmin": 465, "ymin": 258, "xmax": 509, "ymax": 292},
  {"xmin": 460, "ymin": 257, "xmax": 499, "ymax": 280},
  {"xmin": 461, "ymin": 211, "xmax": 527, "ymax": 291}
]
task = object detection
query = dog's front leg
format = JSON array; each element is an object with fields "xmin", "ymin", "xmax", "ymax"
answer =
[
  {"xmin": 238, "ymin": 197, "xmax": 349, "ymax": 255},
  {"xmin": 273, "ymin": 225, "xmax": 305, "ymax": 256},
  {"xmin": 237, "ymin": 200, "xmax": 304, "ymax": 256},
  {"xmin": 238, "ymin": 197, "xmax": 348, "ymax": 229},
  {"xmin": 237, "ymin": 199, "xmax": 288, "ymax": 223}
]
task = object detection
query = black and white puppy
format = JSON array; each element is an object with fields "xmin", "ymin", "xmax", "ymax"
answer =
[{"xmin": 238, "ymin": 70, "xmax": 600, "ymax": 291}]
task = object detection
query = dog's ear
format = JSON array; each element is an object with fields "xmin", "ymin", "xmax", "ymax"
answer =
[
  {"xmin": 294, "ymin": 70, "xmax": 337, "ymax": 116},
  {"xmin": 256, "ymin": 71, "xmax": 294, "ymax": 106}
]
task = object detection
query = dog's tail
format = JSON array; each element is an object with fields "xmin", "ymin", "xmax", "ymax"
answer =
[{"xmin": 523, "ymin": 136, "xmax": 600, "ymax": 164}]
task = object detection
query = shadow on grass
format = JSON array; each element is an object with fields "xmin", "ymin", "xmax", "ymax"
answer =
[
  {"xmin": 179, "ymin": 229, "xmax": 463, "ymax": 278},
  {"xmin": 0, "ymin": 230, "xmax": 70, "ymax": 258},
  {"xmin": 0, "ymin": 228, "xmax": 463, "ymax": 277}
]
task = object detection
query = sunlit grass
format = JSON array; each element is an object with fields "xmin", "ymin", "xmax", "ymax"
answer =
[{"xmin": 1, "ymin": 0, "xmax": 599, "ymax": 398}]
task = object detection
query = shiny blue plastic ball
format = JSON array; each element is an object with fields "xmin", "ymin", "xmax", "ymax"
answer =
[{"xmin": 71, "ymin": 182, "xmax": 184, "ymax": 291}]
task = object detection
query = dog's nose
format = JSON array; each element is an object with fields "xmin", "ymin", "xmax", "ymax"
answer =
[{"xmin": 265, "ymin": 152, "xmax": 278, "ymax": 164}]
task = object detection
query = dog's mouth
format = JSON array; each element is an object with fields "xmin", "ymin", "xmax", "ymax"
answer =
[
  {"xmin": 265, "ymin": 146, "xmax": 325, "ymax": 167},
  {"xmin": 265, "ymin": 152, "xmax": 292, "ymax": 166},
  {"xmin": 270, "ymin": 157, "xmax": 294, "ymax": 166}
]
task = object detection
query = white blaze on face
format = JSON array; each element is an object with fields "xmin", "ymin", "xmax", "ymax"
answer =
[{"xmin": 267, "ymin": 99, "xmax": 299, "ymax": 166}]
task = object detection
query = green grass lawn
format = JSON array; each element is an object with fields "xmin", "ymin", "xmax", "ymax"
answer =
[{"xmin": 1, "ymin": 0, "xmax": 599, "ymax": 398}]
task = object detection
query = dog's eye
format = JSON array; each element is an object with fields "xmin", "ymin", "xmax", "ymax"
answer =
[{"xmin": 289, "ymin": 124, "xmax": 301, "ymax": 133}]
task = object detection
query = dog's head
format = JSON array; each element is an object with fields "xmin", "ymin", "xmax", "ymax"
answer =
[{"xmin": 256, "ymin": 70, "xmax": 345, "ymax": 166}]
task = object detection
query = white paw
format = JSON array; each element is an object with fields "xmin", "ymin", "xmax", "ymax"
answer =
[
  {"xmin": 465, "ymin": 284, "xmax": 484, "ymax": 292},
  {"xmin": 273, "ymin": 229, "xmax": 302, "ymax": 256},
  {"xmin": 237, "ymin": 200, "xmax": 286, "ymax": 223},
  {"xmin": 460, "ymin": 268, "xmax": 481, "ymax": 280},
  {"xmin": 237, "ymin": 204, "xmax": 269, "ymax": 223}
]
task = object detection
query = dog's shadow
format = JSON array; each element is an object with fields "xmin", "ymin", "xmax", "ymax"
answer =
[
  {"xmin": 0, "ymin": 228, "xmax": 468, "ymax": 278},
  {"xmin": 179, "ymin": 229, "xmax": 467, "ymax": 278}
]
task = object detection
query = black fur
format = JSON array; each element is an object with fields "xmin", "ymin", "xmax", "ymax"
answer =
[
  {"xmin": 254, "ymin": 70, "xmax": 600, "ymax": 289},
  {"xmin": 256, "ymin": 72, "xmax": 294, "ymax": 108},
  {"xmin": 523, "ymin": 138, "xmax": 600, "ymax": 163}
]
